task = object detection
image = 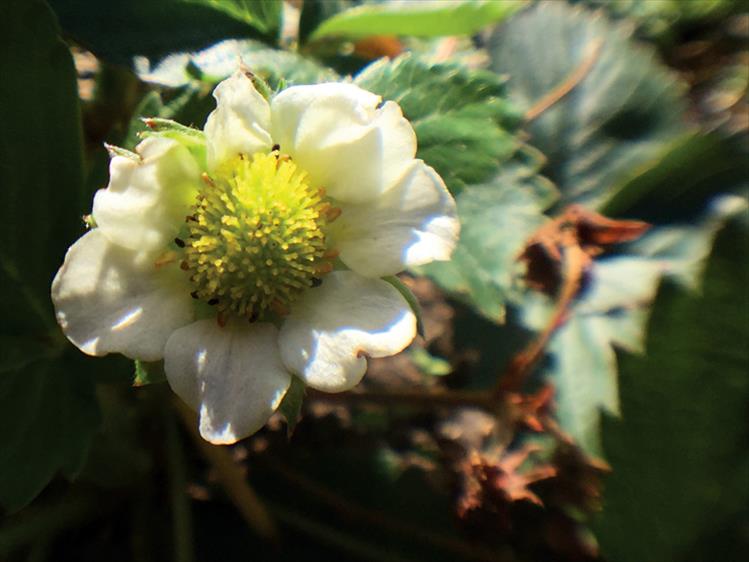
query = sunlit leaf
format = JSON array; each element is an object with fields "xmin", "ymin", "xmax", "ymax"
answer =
[
  {"xmin": 356, "ymin": 54, "xmax": 524, "ymax": 193},
  {"xmin": 419, "ymin": 154, "xmax": 557, "ymax": 322},
  {"xmin": 489, "ymin": 1, "xmax": 688, "ymax": 209},
  {"xmin": 311, "ymin": 0, "xmax": 525, "ymax": 40},
  {"xmin": 135, "ymin": 38, "xmax": 339, "ymax": 89}
]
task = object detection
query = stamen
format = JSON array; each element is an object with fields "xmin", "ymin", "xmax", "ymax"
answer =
[{"xmin": 182, "ymin": 152, "xmax": 336, "ymax": 321}]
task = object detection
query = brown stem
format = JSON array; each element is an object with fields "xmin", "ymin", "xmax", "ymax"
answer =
[
  {"xmin": 173, "ymin": 400, "xmax": 279, "ymax": 542},
  {"xmin": 307, "ymin": 386, "xmax": 494, "ymax": 408},
  {"xmin": 524, "ymin": 38, "xmax": 603, "ymax": 122},
  {"xmin": 496, "ymin": 243, "xmax": 586, "ymax": 394}
]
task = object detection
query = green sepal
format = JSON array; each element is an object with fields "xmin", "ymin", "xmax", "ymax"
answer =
[
  {"xmin": 133, "ymin": 360, "xmax": 166, "ymax": 386},
  {"xmin": 139, "ymin": 117, "xmax": 207, "ymax": 169},
  {"xmin": 278, "ymin": 375, "xmax": 306, "ymax": 438},
  {"xmin": 382, "ymin": 276, "xmax": 425, "ymax": 338},
  {"xmin": 104, "ymin": 143, "xmax": 140, "ymax": 161},
  {"xmin": 140, "ymin": 117, "xmax": 204, "ymax": 139}
]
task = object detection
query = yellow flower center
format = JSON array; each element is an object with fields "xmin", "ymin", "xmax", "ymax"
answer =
[{"xmin": 182, "ymin": 152, "xmax": 336, "ymax": 321}]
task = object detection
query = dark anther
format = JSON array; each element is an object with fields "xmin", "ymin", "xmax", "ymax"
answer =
[
  {"xmin": 174, "ymin": 237, "xmax": 185, "ymax": 248},
  {"xmin": 310, "ymin": 277, "xmax": 323, "ymax": 288},
  {"xmin": 208, "ymin": 298, "xmax": 219, "ymax": 305},
  {"xmin": 190, "ymin": 291, "xmax": 199, "ymax": 299},
  {"xmin": 180, "ymin": 261, "xmax": 190, "ymax": 271},
  {"xmin": 272, "ymin": 144, "xmax": 280, "ymax": 152}
]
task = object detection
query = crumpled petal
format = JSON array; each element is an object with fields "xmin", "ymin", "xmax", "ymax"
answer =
[
  {"xmin": 51, "ymin": 229, "xmax": 194, "ymax": 361},
  {"xmin": 279, "ymin": 271, "xmax": 416, "ymax": 392},
  {"xmin": 270, "ymin": 83, "xmax": 417, "ymax": 204},
  {"xmin": 204, "ymin": 70, "xmax": 273, "ymax": 170},
  {"xmin": 332, "ymin": 160, "xmax": 460, "ymax": 278},
  {"xmin": 92, "ymin": 136, "xmax": 201, "ymax": 253},
  {"xmin": 164, "ymin": 319, "xmax": 291, "ymax": 444}
]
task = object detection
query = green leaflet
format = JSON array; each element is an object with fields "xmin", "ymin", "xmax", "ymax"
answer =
[
  {"xmin": 48, "ymin": 0, "xmax": 271, "ymax": 65},
  {"xmin": 310, "ymin": 0, "xmax": 525, "ymax": 40},
  {"xmin": 355, "ymin": 54, "xmax": 523, "ymax": 194},
  {"xmin": 0, "ymin": 0, "xmax": 100, "ymax": 511},
  {"xmin": 489, "ymin": 1, "xmax": 688, "ymax": 209},
  {"xmin": 419, "ymin": 154, "xmax": 557, "ymax": 323}
]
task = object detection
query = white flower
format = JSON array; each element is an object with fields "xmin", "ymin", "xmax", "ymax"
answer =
[{"xmin": 52, "ymin": 71, "xmax": 459, "ymax": 444}]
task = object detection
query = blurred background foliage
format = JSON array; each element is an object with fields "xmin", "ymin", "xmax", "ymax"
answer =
[{"xmin": 1, "ymin": 1, "xmax": 747, "ymax": 561}]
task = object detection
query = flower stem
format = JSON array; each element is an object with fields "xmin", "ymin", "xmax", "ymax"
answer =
[
  {"xmin": 165, "ymin": 406, "xmax": 195, "ymax": 562},
  {"xmin": 173, "ymin": 399, "xmax": 279, "ymax": 542}
]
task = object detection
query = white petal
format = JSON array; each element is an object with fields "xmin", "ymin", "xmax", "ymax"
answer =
[
  {"xmin": 164, "ymin": 319, "xmax": 291, "ymax": 444},
  {"xmin": 204, "ymin": 70, "xmax": 273, "ymax": 169},
  {"xmin": 332, "ymin": 161, "xmax": 459, "ymax": 278},
  {"xmin": 51, "ymin": 229, "xmax": 194, "ymax": 361},
  {"xmin": 279, "ymin": 271, "xmax": 416, "ymax": 392},
  {"xmin": 271, "ymin": 84, "xmax": 417, "ymax": 204},
  {"xmin": 93, "ymin": 136, "xmax": 201, "ymax": 253}
]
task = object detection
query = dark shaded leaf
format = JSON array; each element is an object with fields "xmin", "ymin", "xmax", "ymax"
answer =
[
  {"xmin": 0, "ymin": 0, "xmax": 100, "ymax": 511},
  {"xmin": 601, "ymin": 132, "xmax": 749, "ymax": 223},
  {"xmin": 48, "ymin": 0, "xmax": 270, "ymax": 65},
  {"xmin": 596, "ymin": 218, "xmax": 749, "ymax": 561},
  {"xmin": 0, "ymin": 355, "xmax": 99, "ymax": 512}
]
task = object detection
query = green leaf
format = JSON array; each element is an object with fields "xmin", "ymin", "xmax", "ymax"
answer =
[
  {"xmin": 48, "ymin": 0, "xmax": 270, "ymax": 65},
  {"xmin": 382, "ymin": 276, "xmax": 425, "ymax": 339},
  {"xmin": 523, "ymin": 258, "xmax": 662, "ymax": 457},
  {"xmin": 595, "ymin": 219, "xmax": 749, "ymax": 562},
  {"xmin": 185, "ymin": 0, "xmax": 281, "ymax": 37},
  {"xmin": 0, "ymin": 355, "xmax": 100, "ymax": 512},
  {"xmin": 278, "ymin": 376, "xmax": 306, "ymax": 437},
  {"xmin": 601, "ymin": 133, "xmax": 749, "ymax": 222},
  {"xmin": 133, "ymin": 360, "xmax": 167, "ymax": 387},
  {"xmin": 135, "ymin": 38, "xmax": 339, "ymax": 89},
  {"xmin": 311, "ymin": 0, "xmax": 525, "ymax": 40},
  {"xmin": 409, "ymin": 348, "xmax": 452, "ymax": 377},
  {"xmin": 489, "ymin": 1, "xmax": 688, "ymax": 208},
  {"xmin": 299, "ymin": 0, "xmax": 358, "ymax": 45},
  {"xmin": 419, "ymin": 154, "xmax": 557, "ymax": 322},
  {"xmin": 0, "ymin": 0, "xmax": 86, "ymax": 337},
  {"xmin": 523, "ymin": 196, "xmax": 747, "ymax": 457},
  {"xmin": 0, "ymin": 0, "xmax": 100, "ymax": 511},
  {"xmin": 356, "ymin": 54, "xmax": 524, "ymax": 193}
]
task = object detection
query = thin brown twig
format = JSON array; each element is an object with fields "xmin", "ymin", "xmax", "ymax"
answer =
[
  {"xmin": 524, "ymin": 38, "xmax": 604, "ymax": 122},
  {"xmin": 173, "ymin": 399, "xmax": 280, "ymax": 542},
  {"xmin": 496, "ymin": 243, "xmax": 586, "ymax": 394},
  {"xmin": 307, "ymin": 386, "xmax": 494, "ymax": 408}
]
